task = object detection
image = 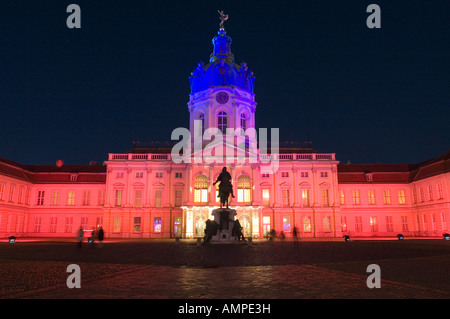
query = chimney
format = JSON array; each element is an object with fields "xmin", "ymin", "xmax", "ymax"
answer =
[{"xmin": 56, "ymin": 159, "xmax": 64, "ymax": 167}]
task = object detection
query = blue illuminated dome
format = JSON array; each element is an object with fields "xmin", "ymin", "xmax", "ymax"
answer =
[{"xmin": 189, "ymin": 29, "xmax": 255, "ymax": 94}]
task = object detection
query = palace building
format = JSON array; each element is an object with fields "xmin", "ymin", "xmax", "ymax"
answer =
[{"xmin": 0, "ymin": 20, "xmax": 449, "ymax": 240}]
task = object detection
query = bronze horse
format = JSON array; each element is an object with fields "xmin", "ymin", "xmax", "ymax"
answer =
[{"xmin": 213, "ymin": 167, "xmax": 235, "ymax": 208}]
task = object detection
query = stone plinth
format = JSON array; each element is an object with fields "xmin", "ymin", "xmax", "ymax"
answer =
[{"xmin": 211, "ymin": 208, "xmax": 236, "ymax": 242}]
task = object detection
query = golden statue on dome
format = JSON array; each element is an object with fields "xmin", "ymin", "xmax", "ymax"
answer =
[{"xmin": 218, "ymin": 10, "xmax": 229, "ymax": 31}]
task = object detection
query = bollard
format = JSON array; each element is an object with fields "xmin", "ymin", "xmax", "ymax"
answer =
[
  {"xmin": 196, "ymin": 238, "xmax": 202, "ymax": 246},
  {"xmin": 175, "ymin": 237, "xmax": 180, "ymax": 244},
  {"xmin": 247, "ymin": 237, "xmax": 252, "ymax": 245}
]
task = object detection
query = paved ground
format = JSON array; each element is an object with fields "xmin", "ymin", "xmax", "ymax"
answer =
[{"xmin": 0, "ymin": 238, "xmax": 449, "ymax": 299}]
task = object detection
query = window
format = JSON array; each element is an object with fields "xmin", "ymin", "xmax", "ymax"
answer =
[
  {"xmin": 240, "ymin": 113, "xmax": 247, "ymax": 131},
  {"xmin": 422, "ymin": 215, "xmax": 428, "ymax": 231},
  {"xmin": 283, "ymin": 216, "xmax": 291, "ymax": 232},
  {"xmin": 194, "ymin": 175, "xmax": 208, "ymax": 203},
  {"xmin": 218, "ymin": 111, "xmax": 227, "ymax": 133},
  {"xmin": 17, "ymin": 187, "xmax": 23, "ymax": 204},
  {"xmin": 368, "ymin": 190, "xmax": 375, "ymax": 205},
  {"xmin": 113, "ymin": 216, "xmax": 121, "ymax": 232},
  {"xmin": 370, "ymin": 216, "xmax": 378, "ymax": 232},
  {"xmin": 302, "ymin": 189, "xmax": 310, "ymax": 207},
  {"xmin": 96, "ymin": 217, "xmax": 103, "ymax": 228},
  {"xmin": 420, "ymin": 187, "xmax": 425, "ymax": 202},
  {"xmin": 198, "ymin": 113, "xmax": 205, "ymax": 134},
  {"xmin": 0, "ymin": 183, "xmax": 5, "ymax": 200},
  {"xmin": 322, "ymin": 189, "xmax": 329, "ymax": 207},
  {"xmin": 135, "ymin": 190, "xmax": 142, "ymax": 208},
  {"xmin": 412, "ymin": 188, "xmax": 417, "ymax": 203},
  {"xmin": 282, "ymin": 189, "xmax": 290, "ymax": 207},
  {"xmin": 134, "ymin": 217, "xmax": 142, "ymax": 232},
  {"xmin": 175, "ymin": 172, "xmax": 183, "ymax": 178},
  {"xmin": 81, "ymin": 217, "xmax": 88, "ymax": 230},
  {"xmin": 261, "ymin": 173, "xmax": 270, "ymax": 178},
  {"xmin": 98, "ymin": 190, "xmax": 106, "ymax": 206},
  {"xmin": 437, "ymin": 183, "xmax": 443, "ymax": 199},
  {"xmin": 70, "ymin": 174, "xmax": 78, "ymax": 182},
  {"xmin": 154, "ymin": 189, "xmax": 162, "ymax": 207},
  {"xmin": 135, "ymin": 172, "xmax": 143, "ymax": 178},
  {"xmin": 154, "ymin": 217, "xmax": 162, "ymax": 233},
  {"xmin": 50, "ymin": 217, "xmax": 57, "ymax": 233},
  {"xmin": 442, "ymin": 213, "xmax": 447, "ymax": 230},
  {"xmin": 83, "ymin": 191, "xmax": 91, "ymax": 206},
  {"xmin": 156, "ymin": 172, "xmax": 163, "ymax": 178},
  {"xmin": 398, "ymin": 190, "xmax": 406, "ymax": 205},
  {"xmin": 175, "ymin": 189, "xmax": 182, "ymax": 207},
  {"xmin": 383, "ymin": 190, "xmax": 391, "ymax": 205},
  {"xmin": 114, "ymin": 190, "xmax": 122, "ymax": 207},
  {"xmin": 67, "ymin": 191, "xmax": 75, "ymax": 206},
  {"xmin": 320, "ymin": 172, "xmax": 328, "ymax": 178},
  {"xmin": 365, "ymin": 173, "xmax": 373, "ymax": 182},
  {"xmin": 386, "ymin": 216, "xmax": 393, "ymax": 232},
  {"xmin": 281, "ymin": 172, "xmax": 289, "ymax": 178},
  {"xmin": 8, "ymin": 184, "xmax": 15, "ymax": 202},
  {"xmin": 354, "ymin": 216, "xmax": 363, "ymax": 232},
  {"xmin": 25, "ymin": 188, "xmax": 31, "ymax": 205},
  {"xmin": 34, "ymin": 217, "xmax": 42, "ymax": 233},
  {"xmin": 116, "ymin": 172, "xmax": 124, "ymax": 178},
  {"xmin": 303, "ymin": 216, "xmax": 311, "ymax": 232},
  {"xmin": 262, "ymin": 189, "xmax": 270, "ymax": 206},
  {"xmin": 339, "ymin": 190, "xmax": 345, "ymax": 205},
  {"xmin": 65, "ymin": 217, "xmax": 73, "ymax": 233},
  {"xmin": 431, "ymin": 214, "xmax": 437, "ymax": 231},
  {"xmin": 401, "ymin": 216, "xmax": 408, "ymax": 231},
  {"xmin": 52, "ymin": 191, "xmax": 60, "ymax": 206},
  {"xmin": 174, "ymin": 217, "xmax": 182, "ymax": 237},
  {"xmin": 301, "ymin": 172, "xmax": 309, "ymax": 178},
  {"xmin": 428, "ymin": 185, "xmax": 433, "ymax": 201},
  {"xmin": 341, "ymin": 216, "xmax": 347, "ymax": 232},
  {"xmin": 352, "ymin": 190, "xmax": 360, "ymax": 205},
  {"xmin": 237, "ymin": 175, "xmax": 251, "ymax": 203},
  {"xmin": 323, "ymin": 216, "xmax": 331, "ymax": 232},
  {"xmin": 37, "ymin": 191, "xmax": 45, "ymax": 206}
]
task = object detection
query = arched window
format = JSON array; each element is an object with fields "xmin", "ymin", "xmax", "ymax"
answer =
[
  {"xmin": 240, "ymin": 113, "xmax": 247, "ymax": 131},
  {"xmin": 198, "ymin": 113, "xmax": 205, "ymax": 134},
  {"xmin": 237, "ymin": 175, "xmax": 251, "ymax": 203},
  {"xmin": 194, "ymin": 175, "xmax": 208, "ymax": 203},
  {"xmin": 218, "ymin": 111, "xmax": 227, "ymax": 133}
]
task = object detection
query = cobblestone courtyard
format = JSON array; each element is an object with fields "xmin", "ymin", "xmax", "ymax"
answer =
[{"xmin": 1, "ymin": 238, "xmax": 449, "ymax": 299}]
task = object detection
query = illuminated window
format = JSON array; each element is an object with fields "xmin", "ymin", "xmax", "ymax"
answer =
[
  {"xmin": 370, "ymin": 216, "xmax": 378, "ymax": 232},
  {"xmin": 52, "ymin": 191, "xmax": 60, "ymax": 206},
  {"xmin": 135, "ymin": 190, "xmax": 142, "ymax": 208},
  {"xmin": 154, "ymin": 217, "xmax": 162, "ymax": 233},
  {"xmin": 174, "ymin": 217, "xmax": 182, "ymax": 237},
  {"xmin": 134, "ymin": 217, "xmax": 141, "ymax": 232},
  {"xmin": 355, "ymin": 216, "xmax": 363, "ymax": 232},
  {"xmin": 194, "ymin": 175, "xmax": 208, "ymax": 203},
  {"xmin": 154, "ymin": 189, "xmax": 162, "ymax": 207},
  {"xmin": 218, "ymin": 111, "xmax": 227, "ymax": 133},
  {"xmin": 401, "ymin": 216, "xmax": 408, "ymax": 231},
  {"xmin": 339, "ymin": 190, "xmax": 345, "ymax": 205},
  {"xmin": 322, "ymin": 189, "xmax": 329, "ymax": 207},
  {"xmin": 262, "ymin": 189, "xmax": 270, "ymax": 206},
  {"xmin": 114, "ymin": 190, "xmax": 122, "ymax": 207},
  {"xmin": 352, "ymin": 190, "xmax": 360, "ymax": 205},
  {"xmin": 282, "ymin": 189, "xmax": 290, "ymax": 207},
  {"xmin": 113, "ymin": 216, "xmax": 121, "ymax": 232},
  {"xmin": 66, "ymin": 191, "xmax": 75, "ymax": 206},
  {"xmin": 83, "ymin": 191, "xmax": 91, "ymax": 206},
  {"xmin": 398, "ymin": 190, "xmax": 406, "ymax": 205},
  {"xmin": 237, "ymin": 175, "xmax": 251, "ymax": 203},
  {"xmin": 302, "ymin": 189, "xmax": 310, "ymax": 207},
  {"xmin": 303, "ymin": 216, "xmax": 311, "ymax": 232},
  {"xmin": 368, "ymin": 190, "xmax": 375, "ymax": 205},
  {"xmin": 341, "ymin": 216, "xmax": 347, "ymax": 232},
  {"xmin": 386, "ymin": 216, "xmax": 393, "ymax": 232},
  {"xmin": 37, "ymin": 190, "xmax": 45, "ymax": 206},
  {"xmin": 283, "ymin": 216, "xmax": 291, "ymax": 232},
  {"xmin": 383, "ymin": 190, "xmax": 391, "ymax": 204}
]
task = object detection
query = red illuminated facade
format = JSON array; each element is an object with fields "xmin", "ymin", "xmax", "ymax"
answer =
[{"xmin": 0, "ymin": 21, "xmax": 448, "ymax": 240}]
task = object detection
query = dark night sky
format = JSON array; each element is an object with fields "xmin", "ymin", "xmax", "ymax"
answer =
[{"xmin": 1, "ymin": 0, "xmax": 448, "ymax": 165}]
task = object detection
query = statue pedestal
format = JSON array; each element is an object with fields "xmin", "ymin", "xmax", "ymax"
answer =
[{"xmin": 211, "ymin": 208, "xmax": 237, "ymax": 243}]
